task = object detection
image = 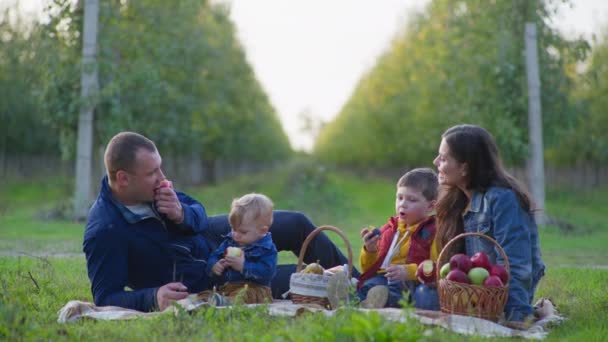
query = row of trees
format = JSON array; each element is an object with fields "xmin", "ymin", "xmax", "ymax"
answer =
[
  {"xmin": 1, "ymin": 0, "xmax": 290, "ymax": 172},
  {"xmin": 315, "ymin": 0, "xmax": 604, "ymax": 168}
]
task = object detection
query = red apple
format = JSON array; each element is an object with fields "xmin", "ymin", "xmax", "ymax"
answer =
[
  {"xmin": 159, "ymin": 180, "xmax": 172, "ymax": 189},
  {"xmin": 449, "ymin": 253, "xmax": 473, "ymax": 273},
  {"xmin": 490, "ymin": 264, "xmax": 509, "ymax": 284},
  {"xmin": 483, "ymin": 275, "xmax": 504, "ymax": 287},
  {"xmin": 445, "ymin": 269, "xmax": 470, "ymax": 284},
  {"xmin": 470, "ymin": 252, "xmax": 491, "ymax": 271},
  {"xmin": 416, "ymin": 260, "xmax": 436, "ymax": 284}
]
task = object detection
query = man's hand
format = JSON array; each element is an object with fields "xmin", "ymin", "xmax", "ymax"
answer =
[
  {"xmin": 361, "ymin": 227, "xmax": 379, "ymax": 253},
  {"xmin": 154, "ymin": 180, "xmax": 184, "ymax": 223},
  {"xmin": 212, "ymin": 259, "xmax": 227, "ymax": 275},
  {"xmin": 385, "ymin": 264, "xmax": 407, "ymax": 282},
  {"xmin": 225, "ymin": 253, "xmax": 245, "ymax": 273},
  {"xmin": 156, "ymin": 282, "xmax": 188, "ymax": 311}
]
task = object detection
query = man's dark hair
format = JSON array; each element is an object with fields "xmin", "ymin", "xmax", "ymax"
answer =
[
  {"xmin": 397, "ymin": 168, "xmax": 438, "ymax": 201},
  {"xmin": 104, "ymin": 132, "xmax": 157, "ymax": 182}
]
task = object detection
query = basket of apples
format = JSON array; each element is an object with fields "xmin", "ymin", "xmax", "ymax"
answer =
[
  {"xmin": 289, "ymin": 225, "xmax": 353, "ymax": 309},
  {"xmin": 436, "ymin": 232, "xmax": 510, "ymax": 321}
]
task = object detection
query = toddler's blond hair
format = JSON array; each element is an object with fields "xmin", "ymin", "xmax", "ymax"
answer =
[{"xmin": 229, "ymin": 193, "xmax": 274, "ymax": 229}]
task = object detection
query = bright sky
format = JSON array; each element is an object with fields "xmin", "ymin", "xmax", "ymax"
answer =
[{"xmin": 7, "ymin": 0, "xmax": 608, "ymax": 151}]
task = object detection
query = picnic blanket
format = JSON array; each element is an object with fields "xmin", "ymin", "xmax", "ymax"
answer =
[{"xmin": 57, "ymin": 297, "xmax": 564, "ymax": 340}]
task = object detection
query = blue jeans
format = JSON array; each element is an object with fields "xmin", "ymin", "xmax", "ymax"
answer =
[
  {"xmin": 205, "ymin": 211, "xmax": 357, "ymax": 299},
  {"xmin": 412, "ymin": 284, "xmax": 440, "ymax": 311},
  {"xmin": 357, "ymin": 275, "xmax": 414, "ymax": 307}
]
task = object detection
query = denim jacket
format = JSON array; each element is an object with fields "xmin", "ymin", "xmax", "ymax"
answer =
[
  {"xmin": 207, "ymin": 232, "xmax": 277, "ymax": 287},
  {"xmin": 463, "ymin": 187, "xmax": 545, "ymax": 322}
]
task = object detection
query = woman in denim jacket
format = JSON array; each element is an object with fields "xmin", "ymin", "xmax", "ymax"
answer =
[{"xmin": 433, "ymin": 124, "xmax": 545, "ymax": 324}]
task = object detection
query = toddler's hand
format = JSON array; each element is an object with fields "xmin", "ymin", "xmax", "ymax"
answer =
[
  {"xmin": 225, "ymin": 253, "xmax": 245, "ymax": 273},
  {"xmin": 361, "ymin": 227, "xmax": 379, "ymax": 253},
  {"xmin": 212, "ymin": 259, "xmax": 227, "ymax": 275}
]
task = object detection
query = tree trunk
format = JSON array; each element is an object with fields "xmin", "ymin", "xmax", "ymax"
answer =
[
  {"xmin": 524, "ymin": 22, "xmax": 546, "ymax": 224},
  {"xmin": 74, "ymin": 0, "xmax": 100, "ymax": 220}
]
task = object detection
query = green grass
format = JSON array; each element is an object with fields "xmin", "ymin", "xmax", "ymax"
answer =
[{"xmin": 1, "ymin": 161, "xmax": 607, "ymax": 340}]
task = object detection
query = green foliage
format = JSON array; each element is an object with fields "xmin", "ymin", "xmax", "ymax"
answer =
[
  {"xmin": 0, "ymin": 10, "xmax": 61, "ymax": 156},
  {"xmin": 315, "ymin": 0, "xmax": 590, "ymax": 167},
  {"xmin": 1, "ymin": 0, "xmax": 290, "ymax": 163},
  {"xmin": 550, "ymin": 28, "xmax": 608, "ymax": 165}
]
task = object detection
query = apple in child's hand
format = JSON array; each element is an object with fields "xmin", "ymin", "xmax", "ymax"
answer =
[
  {"xmin": 449, "ymin": 253, "xmax": 473, "ymax": 273},
  {"xmin": 470, "ymin": 252, "xmax": 491, "ymax": 271},
  {"xmin": 372, "ymin": 228, "xmax": 381, "ymax": 237},
  {"xmin": 445, "ymin": 269, "xmax": 470, "ymax": 284},
  {"xmin": 490, "ymin": 264, "xmax": 509, "ymax": 284},
  {"xmin": 225, "ymin": 247, "xmax": 242, "ymax": 257},
  {"xmin": 468, "ymin": 267, "xmax": 490, "ymax": 285},
  {"xmin": 416, "ymin": 260, "xmax": 436, "ymax": 284},
  {"xmin": 483, "ymin": 275, "xmax": 504, "ymax": 287},
  {"xmin": 439, "ymin": 263, "xmax": 451, "ymax": 279}
]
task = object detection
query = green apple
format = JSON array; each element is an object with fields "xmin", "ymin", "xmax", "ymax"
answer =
[
  {"xmin": 468, "ymin": 267, "xmax": 490, "ymax": 285},
  {"xmin": 226, "ymin": 247, "xmax": 242, "ymax": 257},
  {"xmin": 439, "ymin": 263, "xmax": 451, "ymax": 279}
]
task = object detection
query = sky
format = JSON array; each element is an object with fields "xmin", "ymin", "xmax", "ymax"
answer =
[{"xmin": 6, "ymin": 0, "xmax": 608, "ymax": 151}]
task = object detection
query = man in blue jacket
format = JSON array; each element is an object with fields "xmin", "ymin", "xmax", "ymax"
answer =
[{"xmin": 84, "ymin": 132, "xmax": 351, "ymax": 312}]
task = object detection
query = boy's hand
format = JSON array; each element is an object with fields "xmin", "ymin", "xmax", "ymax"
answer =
[
  {"xmin": 225, "ymin": 253, "xmax": 245, "ymax": 273},
  {"xmin": 361, "ymin": 227, "xmax": 380, "ymax": 252},
  {"xmin": 212, "ymin": 259, "xmax": 227, "ymax": 275},
  {"xmin": 385, "ymin": 264, "xmax": 407, "ymax": 282}
]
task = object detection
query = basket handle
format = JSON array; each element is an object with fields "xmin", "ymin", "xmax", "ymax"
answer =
[
  {"xmin": 436, "ymin": 232, "xmax": 510, "ymax": 285},
  {"xmin": 296, "ymin": 225, "xmax": 353, "ymax": 278}
]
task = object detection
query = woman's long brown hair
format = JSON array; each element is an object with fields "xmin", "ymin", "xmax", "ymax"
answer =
[{"xmin": 435, "ymin": 125, "xmax": 533, "ymax": 256}]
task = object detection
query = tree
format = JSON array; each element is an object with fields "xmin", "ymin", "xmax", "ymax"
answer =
[
  {"xmin": 74, "ymin": 0, "xmax": 99, "ymax": 219},
  {"xmin": 315, "ymin": 0, "xmax": 588, "ymax": 169}
]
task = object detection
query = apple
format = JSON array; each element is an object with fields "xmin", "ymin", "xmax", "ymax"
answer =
[
  {"xmin": 470, "ymin": 252, "xmax": 491, "ymax": 271},
  {"xmin": 449, "ymin": 253, "xmax": 473, "ymax": 273},
  {"xmin": 439, "ymin": 263, "xmax": 451, "ymax": 279},
  {"xmin": 445, "ymin": 269, "xmax": 470, "ymax": 284},
  {"xmin": 372, "ymin": 228, "xmax": 381, "ymax": 237},
  {"xmin": 302, "ymin": 262, "xmax": 325, "ymax": 275},
  {"xmin": 225, "ymin": 247, "xmax": 242, "ymax": 257},
  {"xmin": 483, "ymin": 275, "xmax": 504, "ymax": 287},
  {"xmin": 159, "ymin": 180, "xmax": 172, "ymax": 189},
  {"xmin": 468, "ymin": 267, "xmax": 490, "ymax": 285},
  {"xmin": 490, "ymin": 264, "xmax": 509, "ymax": 284},
  {"xmin": 416, "ymin": 260, "xmax": 436, "ymax": 284}
]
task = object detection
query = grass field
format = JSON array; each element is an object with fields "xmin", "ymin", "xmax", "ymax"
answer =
[{"xmin": 1, "ymin": 161, "xmax": 607, "ymax": 341}]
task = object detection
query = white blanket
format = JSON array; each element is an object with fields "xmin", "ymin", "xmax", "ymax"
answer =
[{"xmin": 57, "ymin": 296, "xmax": 564, "ymax": 340}]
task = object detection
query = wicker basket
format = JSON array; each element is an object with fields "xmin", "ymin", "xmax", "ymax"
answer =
[
  {"xmin": 289, "ymin": 225, "xmax": 353, "ymax": 309},
  {"xmin": 437, "ymin": 232, "xmax": 510, "ymax": 322}
]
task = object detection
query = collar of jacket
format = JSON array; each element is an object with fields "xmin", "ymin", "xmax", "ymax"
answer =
[
  {"xmin": 99, "ymin": 175, "xmax": 157, "ymax": 225},
  {"xmin": 225, "ymin": 232, "xmax": 274, "ymax": 251},
  {"xmin": 469, "ymin": 190, "xmax": 484, "ymax": 213}
]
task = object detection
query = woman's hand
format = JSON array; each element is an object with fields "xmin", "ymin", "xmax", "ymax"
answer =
[{"xmin": 360, "ymin": 227, "xmax": 380, "ymax": 252}]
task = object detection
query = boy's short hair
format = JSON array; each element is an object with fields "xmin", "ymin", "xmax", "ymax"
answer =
[
  {"xmin": 104, "ymin": 132, "xmax": 157, "ymax": 182},
  {"xmin": 229, "ymin": 193, "xmax": 274, "ymax": 229},
  {"xmin": 397, "ymin": 168, "xmax": 438, "ymax": 201}
]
